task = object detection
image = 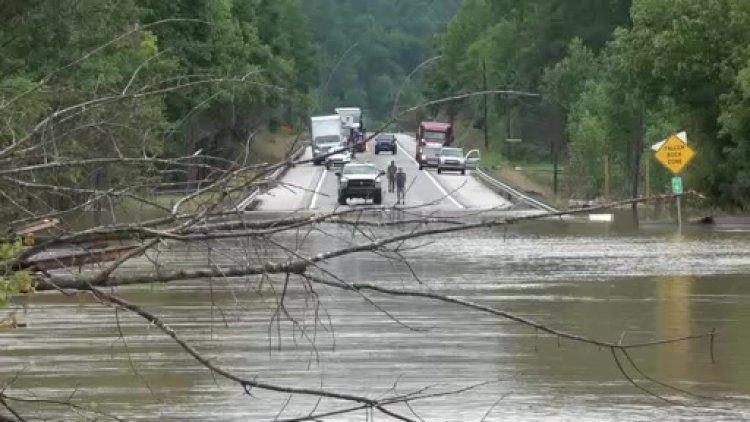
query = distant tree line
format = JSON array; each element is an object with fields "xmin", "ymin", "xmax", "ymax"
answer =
[{"xmin": 303, "ymin": 0, "xmax": 461, "ymax": 125}]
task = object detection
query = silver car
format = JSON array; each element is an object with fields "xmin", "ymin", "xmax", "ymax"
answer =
[
  {"xmin": 437, "ymin": 147, "xmax": 466, "ymax": 174},
  {"xmin": 325, "ymin": 142, "xmax": 352, "ymax": 170}
]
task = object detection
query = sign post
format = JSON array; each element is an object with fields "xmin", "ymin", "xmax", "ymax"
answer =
[
  {"xmin": 672, "ymin": 176, "xmax": 684, "ymax": 231},
  {"xmin": 654, "ymin": 134, "xmax": 696, "ymax": 233}
]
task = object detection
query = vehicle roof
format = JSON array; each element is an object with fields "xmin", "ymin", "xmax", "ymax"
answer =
[
  {"xmin": 335, "ymin": 107, "xmax": 362, "ymax": 114},
  {"xmin": 311, "ymin": 115, "xmax": 341, "ymax": 121},
  {"xmin": 375, "ymin": 133, "xmax": 395, "ymax": 138},
  {"xmin": 421, "ymin": 122, "xmax": 451, "ymax": 131}
]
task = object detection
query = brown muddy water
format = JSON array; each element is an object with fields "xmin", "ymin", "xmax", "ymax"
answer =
[{"xmin": 2, "ymin": 219, "xmax": 750, "ymax": 421}]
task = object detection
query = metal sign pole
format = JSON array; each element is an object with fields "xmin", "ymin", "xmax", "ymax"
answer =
[{"xmin": 672, "ymin": 175, "xmax": 683, "ymax": 234}]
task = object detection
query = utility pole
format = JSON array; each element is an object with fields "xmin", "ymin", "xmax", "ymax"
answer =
[
  {"xmin": 482, "ymin": 59, "xmax": 489, "ymax": 150},
  {"xmin": 552, "ymin": 136, "xmax": 559, "ymax": 194},
  {"xmin": 631, "ymin": 106, "xmax": 645, "ymax": 227},
  {"xmin": 554, "ymin": 102, "xmax": 564, "ymax": 195},
  {"xmin": 644, "ymin": 157, "xmax": 650, "ymax": 198},
  {"xmin": 604, "ymin": 154, "xmax": 610, "ymax": 200},
  {"xmin": 505, "ymin": 101, "xmax": 512, "ymax": 160}
]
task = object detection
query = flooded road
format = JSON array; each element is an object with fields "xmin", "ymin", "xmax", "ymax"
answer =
[{"xmin": 3, "ymin": 220, "xmax": 750, "ymax": 420}]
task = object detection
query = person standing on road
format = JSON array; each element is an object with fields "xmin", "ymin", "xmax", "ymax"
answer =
[
  {"xmin": 347, "ymin": 129, "xmax": 356, "ymax": 159},
  {"xmin": 387, "ymin": 160, "xmax": 397, "ymax": 192},
  {"xmin": 395, "ymin": 167, "xmax": 406, "ymax": 205}
]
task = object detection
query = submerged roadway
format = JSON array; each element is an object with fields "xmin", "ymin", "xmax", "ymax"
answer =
[{"xmin": 255, "ymin": 134, "xmax": 512, "ymax": 212}]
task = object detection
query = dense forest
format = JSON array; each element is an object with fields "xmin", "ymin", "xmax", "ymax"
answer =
[
  {"xmin": 0, "ymin": 0, "xmax": 315, "ymax": 163},
  {"xmin": 426, "ymin": 0, "xmax": 750, "ymax": 208},
  {"xmin": 303, "ymin": 0, "xmax": 460, "ymax": 123},
  {"xmin": 0, "ymin": 0, "xmax": 456, "ymax": 208},
  {"xmin": 2, "ymin": 0, "xmax": 749, "ymax": 209}
]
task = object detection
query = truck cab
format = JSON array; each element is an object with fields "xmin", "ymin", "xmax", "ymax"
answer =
[
  {"xmin": 311, "ymin": 115, "xmax": 343, "ymax": 166},
  {"xmin": 335, "ymin": 107, "xmax": 367, "ymax": 153},
  {"xmin": 416, "ymin": 122, "xmax": 453, "ymax": 165}
]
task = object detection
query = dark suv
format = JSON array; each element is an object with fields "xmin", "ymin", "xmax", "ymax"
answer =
[
  {"xmin": 374, "ymin": 134, "xmax": 397, "ymax": 154},
  {"xmin": 337, "ymin": 163, "xmax": 384, "ymax": 205}
]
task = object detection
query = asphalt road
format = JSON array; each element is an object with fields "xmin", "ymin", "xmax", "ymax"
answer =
[{"xmin": 256, "ymin": 134, "xmax": 512, "ymax": 212}]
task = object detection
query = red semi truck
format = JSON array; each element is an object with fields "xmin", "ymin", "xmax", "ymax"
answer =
[{"xmin": 415, "ymin": 121, "xmax": 453, "ymax": 165}]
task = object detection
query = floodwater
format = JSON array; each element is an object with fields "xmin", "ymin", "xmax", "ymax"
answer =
[{"xmin": 2, "ymin": 217, "xmax": 750, "ymax": 421}]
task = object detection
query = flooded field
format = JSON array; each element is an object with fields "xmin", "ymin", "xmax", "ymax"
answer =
[{"xmin": 2, "ymin": 220, "xmax": 750, "ymax": 420}]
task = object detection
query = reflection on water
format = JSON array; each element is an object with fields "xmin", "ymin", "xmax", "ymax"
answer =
[
  {"xmin": 655, "ymin": 276, "xmax": 694, "ymax": 384},
  {"xmin": 2, "ymin": 222, "xmax": 750, "ymax": 420}
]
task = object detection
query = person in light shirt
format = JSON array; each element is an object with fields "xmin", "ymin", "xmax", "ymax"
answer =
[{"xmin": 395, "ymin": 167, "xmax": 406, "ymax": 205}]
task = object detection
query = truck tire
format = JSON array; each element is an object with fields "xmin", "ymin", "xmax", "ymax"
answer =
[
  {"xmin": 374, "ymin": 149, "xmax": 379, "ymax": 155},
  {"xmin": 437, "ymin": 167, "xmax": 442, "ymax": 174},
  {"xmin": 373, "ymin": 191, "xmax": 382, "ymax": 205},
  {"xmin": 338, "ymin": 195, "xmax": 347, "ymax": 206},
  {"xmin": 419, "ymin": 164, "xmax": 423, "ymax": 170},
  {"xmin": 461, "ymin": 169, "xmax": 466, "ymax": 175}
]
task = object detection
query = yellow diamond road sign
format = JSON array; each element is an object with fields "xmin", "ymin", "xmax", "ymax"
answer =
[{"xmin": 655, "ymin": 133, "xmax": 696, "ymax": 175}]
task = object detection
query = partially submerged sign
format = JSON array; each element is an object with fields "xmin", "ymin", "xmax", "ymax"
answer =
[{"xmin": 655, "ymin": 133, "xmax": 696, "ymax": 175}]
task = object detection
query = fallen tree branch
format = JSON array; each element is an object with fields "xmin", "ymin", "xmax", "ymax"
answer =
[{"xmin": 83, "ymin": 285, "xmax": 416, "ymax": 421}]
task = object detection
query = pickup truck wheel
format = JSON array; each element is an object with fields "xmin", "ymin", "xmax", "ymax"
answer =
[
  {"xmin": 419, "ymin": 164, "xmax": 423, "ymax": 170},
  {"xmin": 373, "ymin": 191, "xmax": 382, "ymax": 205},
  {"xmin": 338, "ymin": 195, "xmax": 347, "ymax": 206},
  {"xmin": 374, "ymin": 149, "xmax": 379, "ymax": 155},
  {"xmin": 461, "ymin": 169, "xmax": 466, "ymax": 175},
  {"xmin": 437, "ymin": 167, "xmax": 442, "ymax": 174}
]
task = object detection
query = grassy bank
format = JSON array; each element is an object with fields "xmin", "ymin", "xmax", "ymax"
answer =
[
  {"xmin": 120, "ymin": 129, "xmax": 303, "ymax": 215},
  {"xmin": 451, "ymin": 120, "xmax": 565, "ymax": 208}
]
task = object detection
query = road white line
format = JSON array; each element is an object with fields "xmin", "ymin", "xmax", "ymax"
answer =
[
  {"xmin": 309, "ymin": 168, "xmax": 328, "ymax": 209},
  {"xmin": 396, "ymin": 139, "xmax": 465, "ymax": 210}
]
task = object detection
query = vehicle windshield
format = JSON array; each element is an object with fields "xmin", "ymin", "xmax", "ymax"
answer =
[
  {"xmin": 343, "ymin": 165, "xmax": 379, "ymax": 175},
  {"xmin": 440, "ymin": 148, "xmax": 463, "ymax": 157},
  {"xmin": 376, "ymin": 135, "xmax": 395, "ymax": 141},
  {"xmin": 423, "ymin": 130, "xmax": 446, "ymax": 140},
  {"xmin": 315, "ymin": 135, "xmax": 340, "ymax": 145}
]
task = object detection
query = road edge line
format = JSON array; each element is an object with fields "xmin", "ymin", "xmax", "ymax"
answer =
[
  {"xmin": 396, "ymin": 137, "xmax": 465, "ymax": 210},
  {"xmin": 309, "ymin": 168, "xmax": 328, "ymax": 209}
]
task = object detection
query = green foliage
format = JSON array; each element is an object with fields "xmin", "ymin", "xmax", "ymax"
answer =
[
  {"xmin": 427, "ymin": 0, "xmax": 750, "ymax": 207},
  {"xmin": 303, "ymin": 0, "xmax": 461, "ymax": 122},
  {"xmin": 0, "ymin": 237, "xmax": 34, "ymax": 307},
  {"xmin": 0, "ymin": 1, "xmax": 320, "ymax": 218}
]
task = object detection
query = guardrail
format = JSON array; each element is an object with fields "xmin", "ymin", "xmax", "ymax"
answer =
[
  {"xmin": 234, "ymin": 142, "xmax": 309, "ymax": 211},
  {"xmin": 474, "ymin": 166, "xmax": 559, "ymax": 213}
]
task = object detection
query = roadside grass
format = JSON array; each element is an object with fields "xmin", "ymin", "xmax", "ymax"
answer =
[
  {"xmin": 121, "ymin": 129, "xmax": 304, "ymax": 215},
  {"xmin": 451, "ymin": 121, "xmax": 565, "ymax": 207},
  {"xmin": 247, "ymin": 129, "xmax": 303, "ymax": 164}
]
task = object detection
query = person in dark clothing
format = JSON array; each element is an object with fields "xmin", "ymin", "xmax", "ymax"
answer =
[
  {"xmin": 347, "ymin": 128, "xmax": 357, "ymax": 158},
  {"xmin": 387, "ymin": 160, "xmax": 397, "ymax": 192},
  {"xmin": 395, "ymin": 167, "xmax": 406, "ymax": 205}
]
